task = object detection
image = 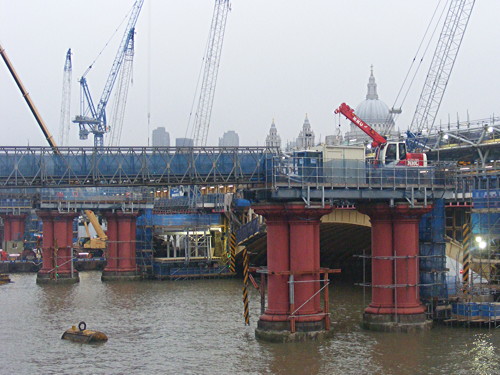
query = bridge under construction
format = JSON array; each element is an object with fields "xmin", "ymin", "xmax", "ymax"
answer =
[
  {"xmin": 1, "ymin": 0, "xmax": 498, "ymax": 343},
  {"xmin": 0, "ymin": 144, "xmax": 498, "ymax": 340}
]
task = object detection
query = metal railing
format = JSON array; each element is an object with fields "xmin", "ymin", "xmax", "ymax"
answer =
[{"xmin": 271, "ymin": 156, "xmax": 457, "ymax": 191}]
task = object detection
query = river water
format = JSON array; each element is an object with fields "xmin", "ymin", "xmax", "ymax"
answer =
[{"xmin": 0, "ymin": 272, "xmax": 498, "ymax": 375}]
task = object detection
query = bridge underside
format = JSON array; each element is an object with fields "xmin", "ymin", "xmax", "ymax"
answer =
[{"xmin": 241, "ymin": 222, "xmax": 371, "ymax": 282}]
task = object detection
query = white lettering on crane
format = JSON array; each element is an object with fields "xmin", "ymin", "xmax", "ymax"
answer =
[
  {"xmin": 407, "ymin": 159, "xmax": 420, "ymax": 167},
  {"xmin": 352, "ymin": 116, "xmax": 365, "ymax": 128}
]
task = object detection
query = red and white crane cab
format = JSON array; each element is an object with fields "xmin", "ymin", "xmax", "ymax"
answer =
[{"xmin": 334, "ymin": 103, "xmax": 427, "ymax": 167}]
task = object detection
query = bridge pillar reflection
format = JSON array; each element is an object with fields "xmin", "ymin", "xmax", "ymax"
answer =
[
  {"xmin": 1, "ymin": 214, "xmax": 27, "ymax": 247},
  {"xmin": 101, "ymin": 211, "xmax": 140, "ymax": 281},
  {"xmin": 359, "ymin": 203, "xmax": 432, "ymax": 332},
  {"xmin": 36, "ymin": 211, "xmax": 79, "ymax": 284},
  {"xmin": 253, "ymin": 203, "xmax": 336, "ymax": 342}
]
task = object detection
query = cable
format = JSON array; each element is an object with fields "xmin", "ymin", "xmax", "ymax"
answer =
[
  {"xmin": 147, "ymin": 0, "xmax": 151, "ymax": 146},
  {"xmin": 386, "ymin": 0, "xmax": 449, "ymax": 129},
  {"xmin": 82, "ymin": 5, "xmax": 134, "ymax": 78}
]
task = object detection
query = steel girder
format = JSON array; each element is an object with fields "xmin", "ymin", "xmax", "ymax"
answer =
[{"xmin": 0, "ymin": 146, "xmax": 276, "ymax": 188}]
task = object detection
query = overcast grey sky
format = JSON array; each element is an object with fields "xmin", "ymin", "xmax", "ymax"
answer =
[{"xmin": 1, "ymin": 0, "xmax": 499, "ymax": 147}]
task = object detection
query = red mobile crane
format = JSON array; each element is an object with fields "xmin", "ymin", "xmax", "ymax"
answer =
[{"xmin": 334, "ymin": 103, "xmax": 427, "ymax": 167}]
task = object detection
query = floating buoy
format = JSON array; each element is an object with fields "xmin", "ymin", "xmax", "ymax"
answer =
[
  {"xmin": 61, "ymin": 321, "xmax": 108, "ymax": 343},
  {"xmin": 0, "ymin": 274, "xmax": 10, "ymax": 285}
]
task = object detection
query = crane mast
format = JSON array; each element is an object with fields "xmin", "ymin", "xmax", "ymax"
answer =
[
  {"xmin": 59, "ymin": 48, "xmax": 72, "ymax": 146},
  {"xmin": 108, "ymin": 30, "xmax": 135, "ymax": 147},
  {"xmin": 408, "ymin": 0, "xmax": 475, "ymax": 151},
  {"xmin": 192, "ymin": 0, "xmax": 231, "ymax": 146},
  {"xmin": 74, "ymin": 0, "xmax": 144, "ymax": 148}
]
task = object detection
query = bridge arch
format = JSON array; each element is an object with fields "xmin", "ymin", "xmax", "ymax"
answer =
[{"xmin": 240, "ymin": 209, "xmax": 372, "ymax": 282}]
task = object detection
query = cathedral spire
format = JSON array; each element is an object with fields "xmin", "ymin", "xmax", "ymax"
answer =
[{"xmin": 366, "ymin": 65, "xmax": 379, "ymax": 100}]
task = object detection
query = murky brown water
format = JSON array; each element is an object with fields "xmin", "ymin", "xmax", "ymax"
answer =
[{"xmin": 0, "ymin": 272, "xmax": 498, "ymax": 375}]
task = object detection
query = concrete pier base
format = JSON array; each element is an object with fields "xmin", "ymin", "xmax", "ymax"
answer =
[
  {"xmin": 101, "ymin": 270, "xmax": 141, "ymax": 282},
  {"xmin": 362, "ymin": 313, "xmax": 432, "ymax": 333},
  {"xmin": 255, "ymin": 320, "xmax": 333, "ymax": 343},
  {"xmin": 36, "ymin": 273, "xmax": 79, "ymax": 284}
]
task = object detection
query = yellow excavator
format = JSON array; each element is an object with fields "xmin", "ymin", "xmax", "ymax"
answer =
[{"xmin": 78, "ymin": 210, "xmax": 107, "ymax": 257}]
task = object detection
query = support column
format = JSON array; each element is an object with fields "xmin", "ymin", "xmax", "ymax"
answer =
[
  {"xmin": 360, "ymin": 204, "xmax": 394, "ymax": 315},
  {"xmin": 102, "ymin": 211, "xmax": 140, "ymax": 281},
  {"xmin": 36, "ymin": 211, "xmax": 79, "ymax": 284},
  {"xmin": 254, "ymin": 203, "xmax": 334, "ymax": 342},
  {"xmin": 359, "ymin": 203, "xmax": 432, "ymax": 332},
  {"xmin": 392, "ymin": 205, "xmax": 428, "ymax": 315},
  {"xmin": 254, "ymin": 205, "xmax": 290, "ymax": 324},
  {"xmin": 288, "ymin": 205, "xmax": 325, "ymax": 322},
  {"xmin": 1, "ymin": 214, "xmax": 27, "ymax": 249}
]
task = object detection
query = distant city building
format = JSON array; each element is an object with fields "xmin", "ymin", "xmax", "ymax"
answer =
[
  {"xmin": 265, "ymin": 119, "xmax": 281, "ymax": 149},
  {"xmin": 176, "ymin": 138, "xmax": 194, "ymax": 147},
  {"xmin": 296, "ymin": 114, "xmax": 315, "ymax": 150},
  {"xmin": 285, "ymin": 140, "xmax": 297, "ymax": 152},
  {"xmin": 344, "ymin": 66, "xmax": 399, "ymax": 144},
  {"xmin": 325, "ymin": 134, "xmax": 343, "ymax": 146},
  {"xmin": 218, "ymin": 130, "xmax": 239, "ymax": 147},
  {"xmin": 152, "ymin": 127, "xmax": 170, "ymax": 147}
]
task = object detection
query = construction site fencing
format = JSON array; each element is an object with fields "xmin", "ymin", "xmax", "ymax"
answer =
[
  {"xmin": 272, "ymin": 155, "xmax": 453, "ymax": 191},
  {"xmin": 39, "ymin": 187, "xmax": 153, "ymax": 203},
  {"xmin": 419, "ymin": 199, "xmax": 448, "ymax": 301},
  {"xmin": 154, "ymin": 193, "xmax": 225, "ymax": 211}
]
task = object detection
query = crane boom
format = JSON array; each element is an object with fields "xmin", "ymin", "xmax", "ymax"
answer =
[
  {"xmin": 335, "ymin": 102, "xmax": 427, "ymax": 167},
  {"xmin": 408, "ymin": 0, "xmax": 475, "ymax": 150},
  {"xmin": 74, "ymin": 0, "xmax": 144, "ymax": 148},
  {"xmin": 58, "ymin": 49, "xmax": 72, "ymax": 146},
  {"xmin": 192, "ymin": 0, "xmax": 231, "ymax": 146},
  {"xmin": 95, "ymin": 3, "xmax": 142, "ymax": 119},
  {"xmin": 108, "ymin": 29, "xmax": 135, "ymax": 146},
  {"xmin": 0, "ymin": 43, "xmax": 60, "ymax": 154},
  {"xmin": 334, "ymin": 103, "xmax": 387, "ymax": 147}
]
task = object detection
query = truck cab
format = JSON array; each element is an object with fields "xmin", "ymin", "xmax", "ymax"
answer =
[{"xmin": 377, "ymin": 142, "xmax": 427, "ymax": 167}]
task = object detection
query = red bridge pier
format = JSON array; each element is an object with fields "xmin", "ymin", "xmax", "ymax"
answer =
[
  {"xmin": 36, "ymin": 211, "xmax": 79, "ymax": 284},
  {"xmin": 253, "ymin": 203, "xmax": 339, "ymax": 342},
  {"xmin": 1, "ymin": 214, "xmax": 27, "ymax": 249},
  {"xmin": 101, "ymin": 211, "xmax": 140, "ymax": 281},
  {"xmin": 359, "ymin": 203, "xmax": 433, "ymax": 332}
]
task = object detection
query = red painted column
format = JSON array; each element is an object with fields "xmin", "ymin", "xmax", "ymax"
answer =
[
  {"xmin": 9, "ymin": 215, "xmax": 26, "ymax": 241},
  {"xmin": 1, "ymin": 214, "xmax": 27, "ymax": 244},
  {"xmin": 3, "ymin": 219, "xmax": 11, "ymax": 242},
  {"xmin": 103, "ymin": 213, "xmax": 118, "ymax": 272},
  {"xmin": 253, "ymin": 205, "xmax": 289, "ymax": 322},
  {"xmin": 36, "ymin": 211, "xmax": 78, "ymax": 283},
  {"xmin": 359, "ymin": 204, "xmax": 394, "ymax": 314},
  {"xmin": 37, "ymin": 212, "xmax": 55, "ymax": 277},
  {"xmin": 117, "ymin": 213, "xmax": 135, "ymax": 272},
  {"xmin": 130, "ymin": 216, "xmax": 137, "ymax": 269},
  {"xmin": 359, "ymin": 203, "xmax": 433, "ymax": 331},
  {"xmin": 254, "ymin": 203, "xmax": 332, "ymax": 335},
  {"xmin": 288, "ymin": 205, "xmax": 330, "ymax": 322},
  {"xmin": 102, "ymin": 211, "xmax": 139, "ymax": 280},
  {"xmin": 392, "ymin": 204, "xmax": 431, "ymax": 314},
  {"xmin": 54, "ymin": 213, "xmax": 77, "ymax": 277}
]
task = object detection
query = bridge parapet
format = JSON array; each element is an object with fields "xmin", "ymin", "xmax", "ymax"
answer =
[{"xmin": 271, "ymin": 155, "xmax": 452, "ymax": 190}]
